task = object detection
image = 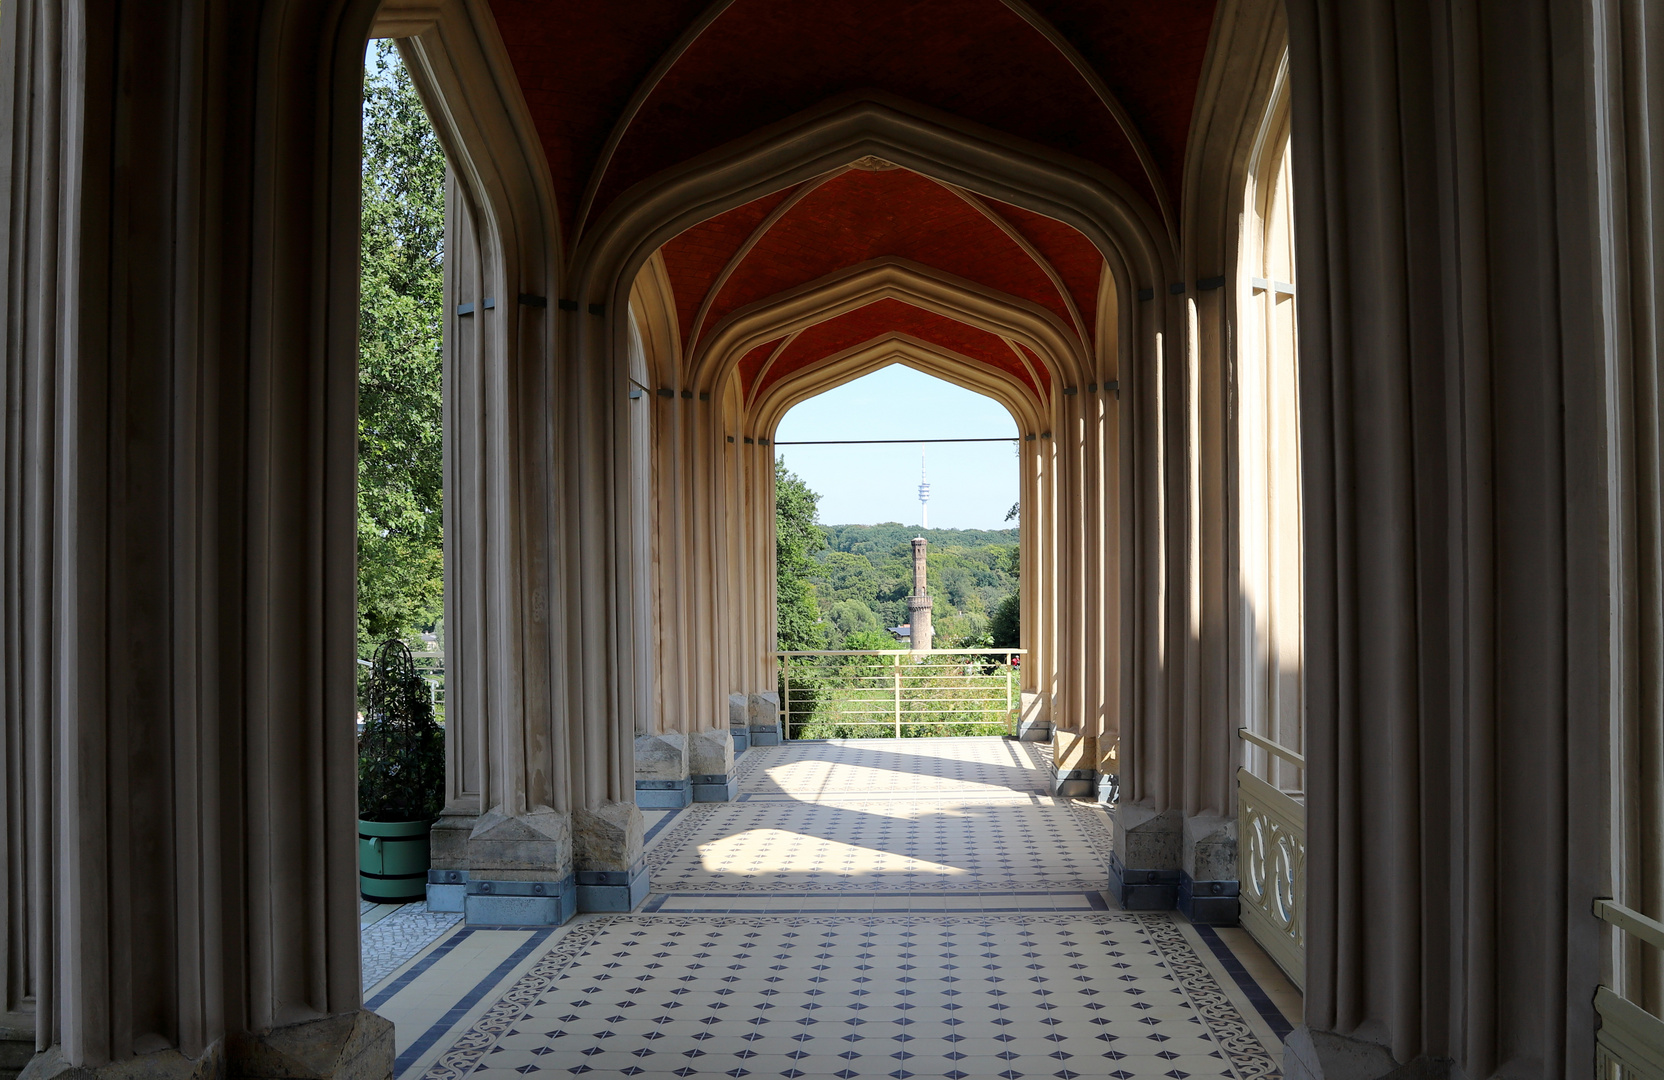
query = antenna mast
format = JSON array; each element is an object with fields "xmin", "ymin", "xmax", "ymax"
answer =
[{"xmin": 917, "ymin": 447, "xmax": 931, "ymax": 528}]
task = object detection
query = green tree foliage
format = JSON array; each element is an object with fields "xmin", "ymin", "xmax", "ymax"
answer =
[
  {"xmin": 807, "ymin": 523, "xmax": 1020, "ymax": 647},
  {"xmin": 775, "ymin": 460, "xmax": 829, "ymax": 650},
  {"xmin": 358, "ymin": 43, "xmax": 445, "ymax": 650},
  {"xmin": 989, "ymin": 591, "xmax": 1021, "ymax": 648}
]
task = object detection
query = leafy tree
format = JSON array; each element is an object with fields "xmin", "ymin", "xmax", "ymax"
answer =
[
  {"xmin": 776, "ymin": 460, "xmax": 828, "ymax": 650},
  {"xmin": 827, "ymin": 599, "xmax": 881, "ymax": 644},
  {"xmin": 989, "ymin": 591, "xmax": 1021, "ymax": 649},
  {"xmin": 843, "ymin": 628, "xmax": 904, "ymax": 651},
  {"xmin": 358, "ymin": 43, "xmax": 445, "ymax": 650}
]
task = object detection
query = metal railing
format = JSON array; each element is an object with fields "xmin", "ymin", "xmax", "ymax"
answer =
[
  {"xmin": 1595, "ymin": 898, "xmax": 1664, "ymax": 1079},
  {"xmin": 777, "ymin": 649, "xmax": 1024, "ymax": 739}
]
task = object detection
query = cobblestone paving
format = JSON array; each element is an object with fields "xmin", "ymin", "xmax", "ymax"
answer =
[{"xmin": 362, "ymin": 903, "xmax": 462, "ymax": 992}]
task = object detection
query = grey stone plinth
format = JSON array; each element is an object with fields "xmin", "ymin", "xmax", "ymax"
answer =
[
  {"xmin": 1108, "ymin": 851, "xmax": 1180, "ymax": 910},
  {"xmin": 23, "ymin": 1012, "xmax": 402, "ymax": 1080},
  {"xmin": 1017, "ymin": 692, "xmax": 1049, "ymax": 740},
  {"xmin": 1177, "ymin": 814, "xmax": 1237, "ymax": 924},
  {"xmin": 1109, "ymin": 803, "xmax": 1184, "ymax": 910},
  {"xmin": 1183, "ymin": 813, "xmax": 1238, "ymax": 881},
  {"xmin": 729, "ymin": 692, "xmax": 749, "ymax": 727},
  {"xmin": 634, "ymin": 731, "xmax": 688, "ymax": 782},
  {"xmin": 464, "ymin": 876, "xmax": 576, "ymax": 926},
  {"xmin": 747, "ymin": 692, "xmax": 780, "ymax": 743},
  {"xmin": 1017, "ymin": 717, "xmax": 1052, "ymax": 741},
  {"xmin": 426, "ymin": 868, "xmax": 468, "ymax": 912},
  {"xmin": 576, "ymin": 861, "xmax": 650, "ymax": 913},
  {"xmin": 1280, "ymin": 1027, "xmax": 1444, "ymax": 1080},
  {"xmin": 732, "ymin": 729, "xmax": 750, "ymax": 754},
  {"xmin": 691, "ymin": 774, "xmax": 738, "ymax": 802},
  {"xmin": 690, "ymin": 727, "xmax": 734, "ymax": 777},
  {"xmin": 24, "ymin": 1044, "xmax": 226, "ymax": 1080},
  {"xmin": 230, "ymin": 1010, "xmax": 394, "ymax": 1080},
  {"xmin": 1178, "ymin": 872, "xmax": 1240, "ymax": 925},
  {"xmin": 635, "ymin": 779, "xmax": 692, "ymax": 809},
  {"xmin": 1051, "ymin": 767, "xmax": 1095, "ymax": 798},
  {"xmin": 431, "ymin": 807, "xmax": 572, "ymax": 882},
  {"xmin": 573, "ymin": 801, "xmax": 645, "ymax": 873}
]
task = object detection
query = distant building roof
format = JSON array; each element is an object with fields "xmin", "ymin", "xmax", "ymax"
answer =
[{"xmin": 888, "ymin": 625, "xmax": 911, "ymax": 639}]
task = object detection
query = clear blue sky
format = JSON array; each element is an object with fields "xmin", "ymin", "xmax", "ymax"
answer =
[{"xmin": 773, "ymin": 365, "xmax": 1019, "ymax": 531}]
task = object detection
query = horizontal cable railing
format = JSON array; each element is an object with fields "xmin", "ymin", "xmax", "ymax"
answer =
[{"xmin": 777, "ymin": 649, "xmax": 1025, "ymax": 739}]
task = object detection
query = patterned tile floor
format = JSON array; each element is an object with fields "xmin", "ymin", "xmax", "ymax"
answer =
[{"xmin": 365, "ymin": 737, "xmax": 1297, "ymax": 1080}]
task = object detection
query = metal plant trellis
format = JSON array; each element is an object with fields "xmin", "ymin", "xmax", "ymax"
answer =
[{"xmin": 357, "ymin": 638, "xmax": 445, "ymax": 823}]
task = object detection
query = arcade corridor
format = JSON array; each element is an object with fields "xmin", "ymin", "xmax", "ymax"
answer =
[{"xmin": 364, "ymin": 740, "xmax": 1297, "ymax": 1080}]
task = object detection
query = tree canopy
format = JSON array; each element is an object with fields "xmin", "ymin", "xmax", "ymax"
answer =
[
  {"xmin": 358, "ymin": 42, "xmax": 445, "ymax": 651},
  {"xmin": 775, "ymin": 460, "xmax": 829, "ymax": 651}
]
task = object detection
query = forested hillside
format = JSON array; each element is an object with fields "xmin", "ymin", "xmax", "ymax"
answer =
[{"xmin": 809, "ymin": 523, "xmax": 1019, "ymax": 647}]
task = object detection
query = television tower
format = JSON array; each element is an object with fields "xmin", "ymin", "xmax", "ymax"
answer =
[{"xmin": 918, "ymin": 447, "xmax": 931, "ymax": 528}]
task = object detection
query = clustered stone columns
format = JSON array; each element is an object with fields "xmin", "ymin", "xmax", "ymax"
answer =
[
  {"xmin": 389, "ymin": 9, "xmax": 648, "ymax": 923},
  {"xmin": 0, "ymin": 0, "xmax": 398, "ymax": 1077}
]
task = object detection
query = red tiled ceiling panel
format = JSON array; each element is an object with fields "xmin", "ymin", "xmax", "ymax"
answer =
[
  {"xmin": 661, "ymin": 168, "xmax": 1106, "ymax": 361},
  {"xmin": 749, "ymin": 298, "xmax": 1044, "ymax": 400},
  {"xmin": 485, "ymin": 0, "xmax": 1218, "ymax": 253}
]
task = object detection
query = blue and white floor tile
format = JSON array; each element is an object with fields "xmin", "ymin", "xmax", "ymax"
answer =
[{"xmin": 363, "ymin": 738, "xmax": 1296, "ymax": 1080}]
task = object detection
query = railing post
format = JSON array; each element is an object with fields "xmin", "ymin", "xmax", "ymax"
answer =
[
  {"xmin": 894, "ymin": 652, "xmax": 903, "ymax": 738},
  {"xmin": 1005, "ymin": 655, "xmax": 1013, "ymax": 733},
  {"xmin": 782, "ymin": 656, "xmax": 791, "ymax": 741}
]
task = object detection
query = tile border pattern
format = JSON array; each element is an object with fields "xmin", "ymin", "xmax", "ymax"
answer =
[
  {"xmin": 642, "ymin": 795, "xmax": 1116, "ymax": 894},
  {"xmin": 416, "ymin": 912, "xmax": 1280, "ymax": 1080}
]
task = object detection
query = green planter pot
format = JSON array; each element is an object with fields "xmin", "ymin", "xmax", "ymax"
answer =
[{"xmin": 359, "ymin": 818, "xmax": 432, "ymax": 903}]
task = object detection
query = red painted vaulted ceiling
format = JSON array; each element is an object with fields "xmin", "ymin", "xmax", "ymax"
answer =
[
  {"xmin": 486, "ymin": 0, "xmax": 1218, "ymax": 253},
  {"xmin": 483, "ymin": 0, "xmax": 1216, "ymax": 402},
  {"xmin": 751, "ymin": 299, "xmax": 1047, "ymax": 402}
]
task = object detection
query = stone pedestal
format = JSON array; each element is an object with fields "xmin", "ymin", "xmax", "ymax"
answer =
[
  {"xmin": 20, "ymin": 1012, "xmax": 394, "ymax": 1080},
  {"xmin": 748, "ymin": 692, "xmax": 781, "ymax": 746},
  {"xmin": 1109, "ymin": 804, "xmax": 1182, "ymax": 909},
  {"xmin": 635, "ymin": 731, "xmax": 692, "ymax": 809},
  {"xmin": 1050, "ymin": 729, "xmax": 1096, "ymax": 797},
  {"xmin": 430, "ymin": 809, "xmax": 575, "ymax": 926},
  {"xmin": 1279, "ymin": 1027, "xmax": 1447, "ymax": 1080},
  {"xmin": 1016, "ymin": 692, "xmax": 1051, "ymax": 741},
  {"xmin": 690, "ymin": 727, "xmax": 738, "ymax": 801},
  {"xmin": 1178, "ymin": 814, "xmax": 1238, "ymax": 925},
  {"xmin": 729, "ymin": 693, "xmax": 752, "ymax": 752},
  {"xmin": 573, "ymin": 802, "xmax": 648, "ymax": 912}
]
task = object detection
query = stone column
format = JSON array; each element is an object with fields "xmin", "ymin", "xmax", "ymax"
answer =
[
  {"xmin": 394, "ymin": 19, "xmax": 576, "ymax": 926},
  {"xmin": 2, "ymin": 1, "xmax": 395, "ymax": 1076},
  {"xmin": 1278, "ymin": 0, "xmax": 1612, "ymax": 1073}
]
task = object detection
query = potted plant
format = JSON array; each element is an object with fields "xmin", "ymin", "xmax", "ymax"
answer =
[{"xmin": 358, "ymin": 638, "xmax": 445, "ymax": 903}]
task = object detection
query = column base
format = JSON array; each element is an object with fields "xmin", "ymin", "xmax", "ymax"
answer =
[
  {"xmin": 1108, "ymin": 851, "xmax": 1180, "ymax": 909},
  {"xmin": 1017, "ymin": 719, "xmax": 1053, "ymax": 741},
  {"xmin": 464, "ymin": 876, "xmax": 577, "ymax": 926},
  {"xmin": 576, "ymin": 860, "xmax": 649, "ymax": 912},
  {"xmin": 427, "ymin": 868, "xmax": 467, "ymax": 911},
  {"xmin": 635, "ymin": 779, "xmax": 692, "ymax": 809},
  {"xmin": 732, "ymin": 728, "xmax": 751, "ymax": 754},
  {"xmin": 22, "ymin": 1011, "xmax": 396, "ymax": 1080},
  {"xmin": 1051, "ymin": 769, "xmax": 1096, "ymax": 798},
  {"xmin": 747, "ymin": 725, "xmax": 781, "ymax": 747},
  {"xmin": 1282, "ymin": 1027, "xmax": 1454, "ymax": 1080},
  {"xmin": 1177, "ymin": 872, "xmax": 1239, "ymax": 925},
  {"xmin": 691, "ymin": 774, "xmax": 738, "ymax": 802}
]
